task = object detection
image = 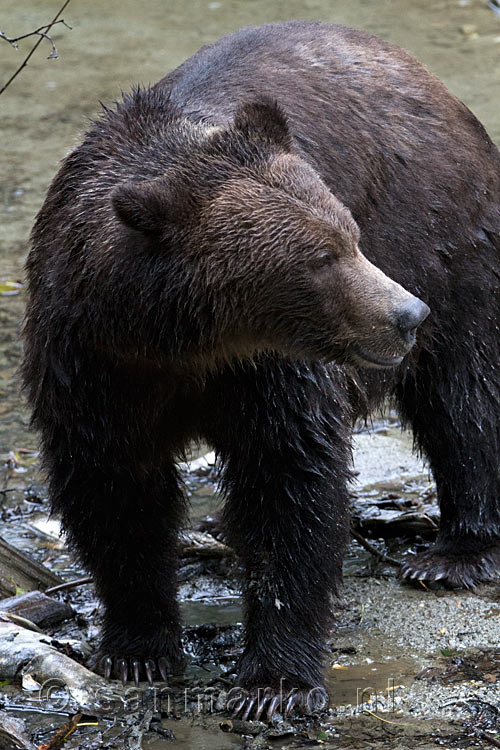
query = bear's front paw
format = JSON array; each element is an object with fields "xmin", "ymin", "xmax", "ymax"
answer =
[
  {"xmin": 93, "ymin": 623, "xmax": 185, "ymax": 685},
  {"xmin": 399, "ymin": 541, "xmax": 500, "ymax": 588},
  {"xmin": 228, "ymin": 685, "xmax": 329, "ymax": 722},
  {"xmin": 93, "ymin": 650, "xmax": 185, "ymax": 686}
]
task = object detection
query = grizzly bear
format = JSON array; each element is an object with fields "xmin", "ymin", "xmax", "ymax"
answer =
[{"xmin": 23, "ymin": 21, "xmax": 500, "ymax": 719}]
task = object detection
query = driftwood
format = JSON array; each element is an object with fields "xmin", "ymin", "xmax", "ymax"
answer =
[
  {"xmin": 0, "ymin": 591, "xmax": 73, "ymax": 628},
  {"xmin": 0, "ymin": 711, "xmax": 36, "ymax": 750},
  {"xmin": 351, "ymin": 496, "xmax": 439, "ymax": 539},
  {"xmin": 0, "ymin": 536, "xmax": 61, "ymax": 599},
  {"xmin": 179, "ymin": 530, "xmax": 233, "ymax": 559},
  {"xmin": 0, "ymin": 621, "xmax": 112, "ymax": 712}
]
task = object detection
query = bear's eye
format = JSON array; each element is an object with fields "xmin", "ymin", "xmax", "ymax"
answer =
[{"xmin": 311, "ymin": 252, "xmax": 334, "ymax": 271}]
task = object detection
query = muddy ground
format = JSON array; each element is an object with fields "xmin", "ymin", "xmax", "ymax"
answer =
[
  {"xmin": 0, "ymin": 423, "xmax": 499, "ymax": 749},
  {"xmin": 1, "ymin": 0, "xmax": 500, "ymax": 748}
]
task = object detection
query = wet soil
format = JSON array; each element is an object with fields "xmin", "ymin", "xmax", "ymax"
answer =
[
  {"xmin": 1, "ymin": 428, "xmax": 499, "ymax": 749},
  {"xmin": 1, "ymin": 0, "xmax": 500, "ymax": 748}
]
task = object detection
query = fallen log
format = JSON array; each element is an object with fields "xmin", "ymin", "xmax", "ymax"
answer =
[
  {"xmin": 0, "ymin": 536, "xmax": 61, "ymax": 598},
  {"xmin": 0, "ymin": 590, "xmax": 74, "ymax": 628},
  {"xmin": 0, "ymin": 621, "xmax": 111, "ymax": 712}
]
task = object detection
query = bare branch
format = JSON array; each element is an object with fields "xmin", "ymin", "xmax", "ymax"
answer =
[
  {"xmin": 351, "ymin": 528, "xmax": 401, "ymax": 568},
  {"xmin": 0, "ymin": 19, "xmax": 71, "ymax": 59},
  {"xmin": 0, "ymin": 0, "xmax": 72, "ymax": 96}
]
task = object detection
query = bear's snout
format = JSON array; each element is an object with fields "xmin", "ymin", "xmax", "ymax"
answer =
[
  {"xmin": 342, "ymin": 254, "xmax": 431, "ymax": 368},
  {"xmin": 395, "ymin": 297, "xmax": 430, "ymax": 345}
]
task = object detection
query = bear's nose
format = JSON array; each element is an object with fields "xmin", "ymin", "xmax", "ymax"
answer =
[{"xmin": 396, "ymin": 297, "xmax": 430, "ymax": 341}]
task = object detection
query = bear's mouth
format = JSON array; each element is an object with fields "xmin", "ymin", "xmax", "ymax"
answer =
[{"xmin": 350, "ymin": 345, "xmax": 404, "ymax": 369}]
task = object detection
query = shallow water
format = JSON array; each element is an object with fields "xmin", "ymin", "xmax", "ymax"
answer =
[
  {"xmin": 1, "ymin": 0, "xmax": 500, "ymax": 748},
  {"xmin": 1, "ymin": 0, "xmax": 500, "ymax": 455}
]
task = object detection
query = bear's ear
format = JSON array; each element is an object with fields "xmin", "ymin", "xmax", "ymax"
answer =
[
  {"xmin": 233, "ymin": 96, "xmax": 291, "ymax": 150},
  {"xmin": 111, "ymin": 178, "xmax": 177, "ymax": 234}
]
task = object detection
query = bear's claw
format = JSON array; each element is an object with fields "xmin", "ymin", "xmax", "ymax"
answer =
[
  {"xmin": 399, "ymin": 542, "xmax": 500, "ymax": 589},
  {"xmin": 229, "ymin": 686, "xmax": 328, "ymax": 722},
  {"xmin": 99, "ymin": 655, "xmax": 171, "ymax": 685}
]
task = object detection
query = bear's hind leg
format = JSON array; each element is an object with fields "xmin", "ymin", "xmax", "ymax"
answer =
[
  {"xmin": 396, "ymin": 349, "xmax": 500, "ymax": 588},
  {"xmin": 204, "ymin": 358, "xmax": 353, "ymax": 719}
]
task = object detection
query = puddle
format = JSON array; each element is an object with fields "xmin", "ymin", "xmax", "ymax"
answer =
[
  {"xmin": 327, "ymin": 655, "xmax": 417, "ymax": 707},
  {"xmin": 186, "ymin": 475, "xmax": 221, "ymax": 527},
  {"xmin": 146, "ymin": 721, "xmax": 244, "ymax": 749},
  {"xmin": 181, "ymin": 600, "xmax": 242, "ymax": 628}
]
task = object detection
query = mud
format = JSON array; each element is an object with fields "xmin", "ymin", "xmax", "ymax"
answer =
[{"xmin": 1, "ymin": 425, "xmax": 499, "ymax": 749}]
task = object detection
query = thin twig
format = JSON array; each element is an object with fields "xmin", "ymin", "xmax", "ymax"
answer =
[
  {"xmin": 45, "ymin": 576, "xmax": 93, "ymax": 595},
  {"xmin": 0, "ymin": 0, "xmax": 72, "ymax": 95},
  {"xmin": 351, "ymin": 529, "xmax": 401, "ymax": 568},
  {"xmin": 38, "ymin": 712, "xmax": 82, "ymax": 750},
  {"xmin": 479, "ymin": 732, "xmax": 500, "ymax": 749},
  {"xmin": 0, "ymin": 19, "xmax": 71, "ymax": 59},
  {"xmin": 362, "ymin": 708, "xmax": 414, "ymax": 727}
]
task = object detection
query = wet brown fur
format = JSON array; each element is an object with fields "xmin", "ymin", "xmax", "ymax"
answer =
[{"xmin": 22, "ymin": 22, "xmax": 500, "ymax": 713}]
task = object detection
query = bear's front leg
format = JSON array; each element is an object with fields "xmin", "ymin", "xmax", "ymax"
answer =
[
  {"xmin": 204, "ymin": 358, "xmax": 353, "ymax": 720},
  {"xmin": 50, "ymin": 454, "xmax": 186, "ymax": 684}
]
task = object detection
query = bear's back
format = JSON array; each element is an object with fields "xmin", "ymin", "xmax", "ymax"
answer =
[{"xmin": 157, "ymin": 21, "xmax": 500, "ymax": 294}]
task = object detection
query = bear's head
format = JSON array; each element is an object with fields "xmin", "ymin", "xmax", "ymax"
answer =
[{"xmin": 111, "ymin": 97, "xmax": 429, "ymax": 368}]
